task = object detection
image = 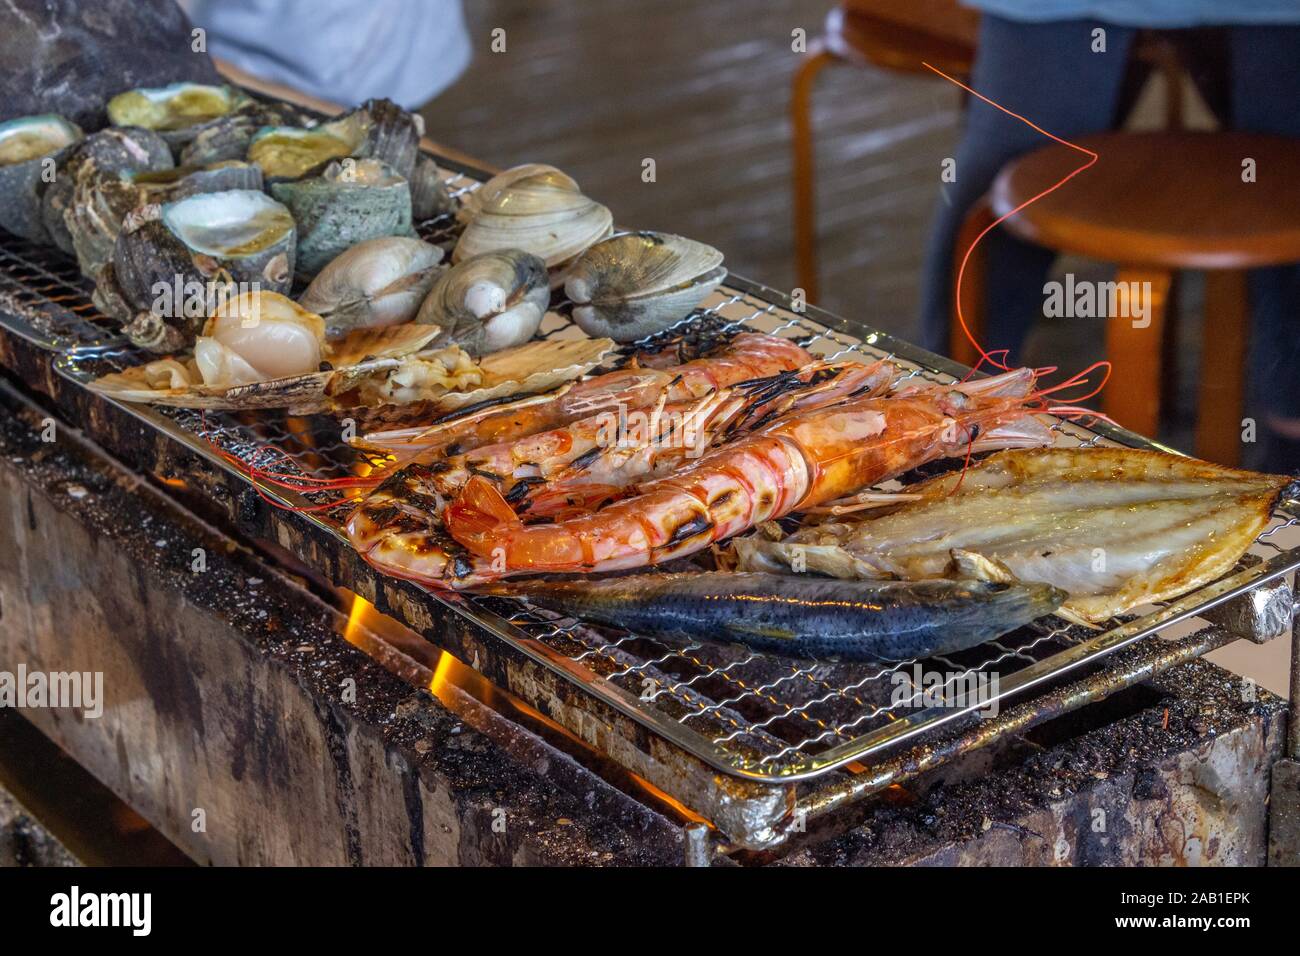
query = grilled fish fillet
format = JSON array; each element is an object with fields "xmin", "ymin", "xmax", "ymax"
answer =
[{"xmin": 735, "ymin": 447, "xmax": 1294, "ymax": 623}]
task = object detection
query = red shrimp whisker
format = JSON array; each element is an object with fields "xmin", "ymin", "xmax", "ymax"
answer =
[{"xmin": 1034, "ymin": 360, "xmax": 1112, "ymax": 404}]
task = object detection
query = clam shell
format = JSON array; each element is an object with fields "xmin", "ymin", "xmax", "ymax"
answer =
[
  {"xmin": 41, "ymin": 126, "xmax": 173, "ymax": 254},
  {"xmin": 453, "ymin": 163, "xmax": 612, "ymax": 270},
  {"xmin": 0, "ymin": 114, "xmax": 83, "ymax": 243},
  {"xmin": 416, "ymin": 249, "xmax": 549, "ymax": 356},
  {"xmin": 299, "ymin": 236, "xmax": 446, "ymax": 339},
  {"xmin": 106, "ymin": 83, "xmax": 252, "ymax": 153},
  {"xmin": 565, "ymin": 231, "xmax": 726, "ymax": 342},
  {"xmin": 89, "ymin": 323, "xmax": 446, "ymax": 412},
  {"xmin": 271, "ymin": 158, "xmax": 414, "ymax": 278}
]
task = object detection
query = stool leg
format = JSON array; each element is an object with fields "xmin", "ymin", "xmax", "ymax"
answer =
[
  {"xmin": 949, "ymin": 196, "xmax": 994, "ymax": 369},
  {"xmin": 1103, "ymin": 268, "xmax": 1172, "ymax": 438},
  {"xmin": 792, "ymin": 47, "xmax": 835, "ymax": 304},
  {"xmin": 1196, "ymin": 270, "xmax": 1249, "ymax": 466}
]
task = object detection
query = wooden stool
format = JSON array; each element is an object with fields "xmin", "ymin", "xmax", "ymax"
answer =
[
  {"xmin": 791, "ymin": 0, "xmax": 980, "ymax": 303},
  {"xmin": 951, "ymin": 131, "xmax": 1300, "ymax": 464}
]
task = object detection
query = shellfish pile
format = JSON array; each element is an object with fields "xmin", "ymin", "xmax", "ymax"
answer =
[{"xmin": 3, "ymin": 87, "xmax": 738, "ymax": 457}]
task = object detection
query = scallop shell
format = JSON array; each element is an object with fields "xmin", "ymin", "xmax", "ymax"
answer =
[
  {"xmin": 271, "ymin": 158, "xmax": 414, "ymax": 278},
  {"xmin": 416, "ymin": 249, "xmax": 549, "ymax": 356},
  {"xmin": 565, "ymin": 231, "xmax": 726, "ymax": 342},
  {"xmin": 106, "ymin": 83, "xmax": 252, "ymax": 154},
  {"xmin": 299, "ymin": 236, "xmax": 446, "ymax": 339},
  {"xmin": 453, "ymin": 163, "xmax": 612, "ymax": 270},
  {"xmin": 0, "ymin": 114, "xmax": 83, "ymax": 244},
  {"xmin": 89, "ymin": 322, "xmax": 448, "ymax": 412}
]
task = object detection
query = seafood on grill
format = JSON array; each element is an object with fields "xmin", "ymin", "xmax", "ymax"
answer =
[
  {"xmin": 94, "ymin": 189, "xmax": 296, "ymax": 351},
  {"xmin": 299, "ymin": 236, "xmax": 446, "ymax": 339},
  {"xmin": 0, "ymin": 114, "xmax": 83, "ymax": 243},
  {"xmin": 247, "ymin": 98, "xmax": 422, "ymax": 182},
  {"xmin": 347, "ymin": 365, "xmax": 1054, "ymax": 588},
  {"xmin": 180, "ymin": 100, "xmax": 314, "ymax": 168},
  {"xmin": 106, "ymin": 83, "xmax": 252, "ymax": 153},
  {"xmin": 566, "ymin": 232, "xmax": 727, "ymax": 342},
  {"xmin": 453, "ymin": 163, "xmax": 612, "ymax": 272},
  {"xmin": 41, "ymin": 126, "xmax": 173, "ymax": 255},
  {"xmin": 734, "ymin": 446, "xmax": 1296, "ymax": 624},
  {"xmin": 350, "ymin": 331, "xmax": 814, "ymax": 457},
  {"xmin": 416, "ymin": 249, "xmax": 550, "ymax": 355},
  {"xmin": 366, "ymin": 358, "xmax": 898, "ymax": 523},
  {"xmin": 270, "ymin": 158, "xmax": 414, "ymax": 277},
  {"xmin": 66, "ymin": 160, "xmax": 264, "ymax": 278},
  {"xmin": 90, "ymin": 293, "xmax": 612, "ymax": 414},
  {"xmin": 499, "ymin": 573, "xmax": 1066, "ymax": 662}
]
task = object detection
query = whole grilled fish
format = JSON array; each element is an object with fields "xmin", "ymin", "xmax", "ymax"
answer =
[
  {"xmin": 497, "ymin": 572, "xmax": 1065, "ymax": 662},
  {"xmin": 736, "ymin": 447, "xmax": 1295, "ymax": 624}
]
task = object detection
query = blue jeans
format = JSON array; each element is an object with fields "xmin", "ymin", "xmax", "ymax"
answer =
[{"xmin": 918, "ymin": 16, "xmax": 1300, "ymax": 429}]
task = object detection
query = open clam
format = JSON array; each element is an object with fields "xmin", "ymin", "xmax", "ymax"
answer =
[
  {"xmin": 271, "ymin": 158, "xmax": 414, "ymax": 278},
  {"xmin": 0, "ymin": 114, "xmax": 83, "ymax": 243},
  {"xmin": 106, "ymin": 83, "xmax": 252, "ymax": 154},
  {"xmin": 67, "ymin": 161, "xmax": 263, "ymax": 278},
  {"xmin": 299, "ymin": 236, "xmax": 445, "ymax": 339},
  {"xmin": 416, "ymin": 249, "xmax": 549, "ymax": 356},
  {"xmin": 565, "ymin": 231, "xmax": 726, "ymax": 342},
  {"xmin": 41, "ymin": 126, "xmax": 173, "ymax": 254},
  {"xmin": 453, "ymin": 164, "xmax": 611, "ymax": 271},
  {"xmin": 98, "ymin": 189, "xmax": 296, "ymax": 351}
]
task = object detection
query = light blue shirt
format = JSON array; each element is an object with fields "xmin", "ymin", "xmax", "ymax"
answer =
[
  {"xmin": 180, "ymin": 0, "xmax": 472, "ymax": 108},
  {"xmin": 963, "ymin": 1, "xmax": 1300, "ymax": 27}
]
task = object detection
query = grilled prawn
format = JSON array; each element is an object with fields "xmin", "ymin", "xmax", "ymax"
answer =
[
  {"xmin": 351, "ymin": 332, "xmax": 812, "ymax": 458},
  {"xmin": 347, "ymin": 367, "xmax": 1053, "ymax": 588}
]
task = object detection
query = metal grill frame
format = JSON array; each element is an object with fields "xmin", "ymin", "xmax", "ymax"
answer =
[{"xmin": 2, "ymin": 132, "xmax": 1298, "ymax": 846}]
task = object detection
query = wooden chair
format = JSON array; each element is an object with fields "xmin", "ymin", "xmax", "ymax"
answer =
[
  {"xmin": 951, "ymin": 131, "xmax": 1300, "ymax": 464},
  {"xmin": 791, "ymin": 0, "xmax": 980, "ymax": 303}
]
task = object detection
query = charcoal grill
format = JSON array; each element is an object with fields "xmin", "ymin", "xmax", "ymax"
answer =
[{"xmin": 1, "ymin": 137, "xmax": 1297, "ymax": 856}]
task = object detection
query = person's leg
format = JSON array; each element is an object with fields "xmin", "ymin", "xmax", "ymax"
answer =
[
  {"xmin": 1229, "ymin": 26, "xmax": 1300, "ymax": 470},
  {"xmin": 918, "ymin": 16, "xmax": 1135, "ymax": 357}
]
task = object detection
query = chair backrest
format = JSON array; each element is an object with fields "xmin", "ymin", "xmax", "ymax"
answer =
[{"xmin": 843, "ymin": 0, "xmax": 981, "ymax": 47}]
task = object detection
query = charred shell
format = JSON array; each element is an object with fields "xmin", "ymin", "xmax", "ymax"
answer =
[
  {"xmin": 105, "ymin": 190, "xmax": 296, "ymax": 350},
  {"xmin": 299, "ymin": 235, "xmax": 445, "ymax": 339},
  {"xmin": 0, "ymin": 114, "xmax": 83, "ymax": 243},
  {"xmin": 106, "ymin": 83, "xmax": 252, "ymax": 154},
  {"xmin": 410, "ymin": 153, "xmax": 456, "ymax": 221},
  {"xmin": 67, "ymin": 161, "xmax": 263, "ymax": 278},
  {"xmin": 416, "ymin": 249, "xmax": 549, "ymax": 356},
  {"xmin": 565, "ymin": 231, "xmax": 726, "ymax": 342},
  {"xmin": 41, "ymin": 126, "xmax": 173, "ymax": 254},
  {"xmin": 270, "ymin": 158, "xmax": 413, "ymax": 278}
]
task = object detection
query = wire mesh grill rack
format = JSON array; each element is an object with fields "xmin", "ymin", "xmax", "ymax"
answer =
[{"xmin": 6, "ymin": 152, "xmax": 1300, "ymax": 788}]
